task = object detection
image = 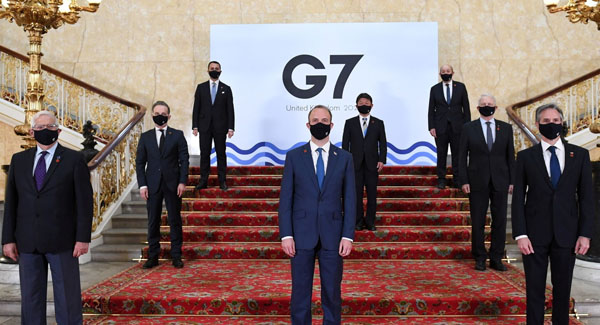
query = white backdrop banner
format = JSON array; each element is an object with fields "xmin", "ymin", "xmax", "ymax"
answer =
[{"xmin": 209, "ymin": 22, "xmax": 438, "ymax": 166}]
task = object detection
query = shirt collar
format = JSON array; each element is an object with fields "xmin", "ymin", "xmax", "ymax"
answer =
[
  {"xmin": 155, "ymin": 126, "xmax": 168, "ymax": 133},
  {"xmin": 310, "ymin": 140, "xmax": 330, "ymax": 153},
  {"xmin": 443, "ymin": 80, "xmax": 453, "ymax": 87},
  {"xmin": 541, "ymin": 138, "xmax": 564, "ymax": 152},
  {"xmin": 36, "ymin": 142, "xmax": 58, "ymax": 157},
  {"xmin": 479, "ymin": 117, "xmax": 495, "ymax": 125}
]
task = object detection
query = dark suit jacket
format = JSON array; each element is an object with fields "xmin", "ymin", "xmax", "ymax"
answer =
[
  {"xmin": 458, "ymin": 119, "xmax": 515, "ymax": 191},
  {"xmin": 428, "ymin": 81, "xmax": 470, "ymax": 134},
  {"xmin": 342, "ymin": 115, "xmax": 387, "ymax": 171},
  {"xmin": 512, "ymin": 142, "xmax": 595, "ymax": 248},
  {"xmin": 192, "ymin": 80, "xmax": 235, "ymax": 133},
  {"xmin": 136, "ymin": 127, "xmax": 190, "ymax": 194},
  {"xmin": 2, "ymin": 144, "xmax": 93, "ymax": 253},
  {"xmin": 278, "ymin": 143, "xmax": 356, "ymax": 250}
]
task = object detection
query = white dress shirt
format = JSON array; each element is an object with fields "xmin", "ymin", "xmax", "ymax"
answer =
[
  {"xmin": 443, "ymin": 80, "xmax": 453, "ymax": 102},
  {"xmin": 515, "ymin": 138, "xmax": 566, "ymax": 241},
  {"xmin": 359, "ymin": 114, "xmax": 370, "ymax": 136},
  {"xmin": 281, "ymin": 140, "xmax": 353, "ymax": 243},
  {"xmin": 479, "ymin": 117, "xmax": 496, "ymax": 144},
  {"xmin": 32, "ymin": 142, "xmax": 58, "ymax": 175}
]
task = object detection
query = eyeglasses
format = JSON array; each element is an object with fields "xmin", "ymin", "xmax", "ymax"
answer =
[{"xmin": 32, "ymin": 124, "xmax": 59, "ymax": 131}]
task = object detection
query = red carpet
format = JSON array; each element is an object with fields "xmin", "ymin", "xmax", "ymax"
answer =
[{"xmin": 83, "ymin": 166, "xmax": 580, "ymax": 323}]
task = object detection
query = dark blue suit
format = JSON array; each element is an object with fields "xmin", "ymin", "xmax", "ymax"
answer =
[{"xmin": 278, "ymin": 142, "xmax": 355, "ymax": 325}]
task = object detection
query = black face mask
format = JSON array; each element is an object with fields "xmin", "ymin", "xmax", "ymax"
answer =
[
  {"xmin": 539, "ymin": 122, "xmax": 562, "ymax": 140},
  {"xmin": 357, "ymin": 105, "xmax": 371, "ymax": 115},
  {"xmin": 440, "ymin": 73, "xmax": 452, "ymax": 82},
  {"xmin": 309, "ymin": 123, "xmax": 331, "ymax": 140},
  {"xmin": 153, "ymin": 114, "xmax": 168, "ymax": 126},
  {"xmin": 208, "ymin": 70, "xmax": 221, "ymax": 79},
  {"xmin": 478, "ymin": 106, "xmax": 495, "ymax": 117},
  {"xmin": 34, "ymin": 129, "xmax": 59, "ymax": 146}
]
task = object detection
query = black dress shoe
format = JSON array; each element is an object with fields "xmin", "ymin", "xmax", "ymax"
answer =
[
  {"xmin": 355, "ymin": 224, "xmax": 364, "ymax": 231},
  {"xmin": 219, "ymin": 182, "xmax": 228, "ymax": 191},
  {"xmin": 195, "ymin": 180, "xmax": 208, "ymax": 190},
  {"xmin": 366, "ymin": 225, "xmax": 377, "ymax": 231},
  {"xmin": 143, "ymin": 257, "xmax": 159, "ymax": 269},
  {"xmin": 489, "ymin": 260, "xmax": 507, "ymax": 271},
  {"xmin": 475, "ymin": 260, "xmax": 486, "ymax": 271},
  {"xmin": 436, "ymin": 179, "xmax": 446, "ymax": 189},
  {"xmin": 172, "ymin": 258, "xmax": 184, "ymax": 268}
]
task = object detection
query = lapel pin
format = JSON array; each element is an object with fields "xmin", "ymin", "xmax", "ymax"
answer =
[
  {"xmin": 497, "ymin": 126, "xmax": 500, "ymax": 131},
  {"xmin": 303, "ymin": 149, "xmax": 307, "ymax": 153},
  {"xmin": 333, "ymin": 151, "xmax": 337, "ymax": 156},
  {"xmin": 570, "ymin": 152, "xmax": 574, "ymax": 157},
  {"xmin": 55, "ymin": 156, "xmax": 61, "ymax": 163}
]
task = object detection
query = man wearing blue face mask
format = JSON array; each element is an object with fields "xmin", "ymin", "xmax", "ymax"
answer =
[
  {"xmin": 512, "ymin": 103, "xmax": 594, "ymax": 324},
  {"xmin": 458, "ymin": 94, "xmax": 515, "ymax": 272},
  {"xmin": 279, "ymin": 105, "xmax": 356, "ymax": 325},
  {"xmin": 136, "ymin": 101, "xmax": 190, "ymax": 269},
  {"xmin": 342, "ymin": 93, "xmax": 387, "ymax": 231}
]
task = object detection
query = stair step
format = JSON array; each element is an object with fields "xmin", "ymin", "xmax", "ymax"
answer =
[
  {"xmin": 101, "ymin": 228, "xmax": 147, "ymax": 244},
  {"xmin": 111, "ymin": 213, "xmax": 147, "ymax": 228},
  {"xmin": 90, "ymin": 244, "xmax": 145, "ymax": 262}
]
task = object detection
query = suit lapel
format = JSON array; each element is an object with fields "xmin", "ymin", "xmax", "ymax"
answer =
[
  {"xmin": 40, "ymin": 144, "xmax": 65, "ymax": 191},
  {"xmin": 533, "ymin": 144, "xmax": 554, "ymax": 189},
  {"xmin": 474, "ymin": 120, "xmax": 488, "ymax": 151},
  {"xmin": 301, "ymin": 143, "xmax": 319, "ymax": 191},
  {"xmin": 320, "ymin": 145, "xmax": 339, "ymax": 194},
  {"xmin": 557, "ymin": 143, "xmax": 575, "ymax": 189},
  {"xmin": 148, "ymin": 130, "xmax": 160, "ymax": 155},
  {"xmin": 161, "ymin": 128, "xmax": 174, "ymax": 157},
  {"xmin": 27, "ymin": 148, "xmax": 37, "ymax": 192}
]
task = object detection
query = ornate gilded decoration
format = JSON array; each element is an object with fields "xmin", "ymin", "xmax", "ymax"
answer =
[{"xmin": 545, "ymin": 0, "xmax": 600, "ymax": 30}]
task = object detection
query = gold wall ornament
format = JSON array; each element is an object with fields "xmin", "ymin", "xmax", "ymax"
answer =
[
  {"xmin": 544, "ymin": 0, "xmax": 600, "ymax": 30},
  {"xmin": 0, "ymin": 0, "xmax": 101, "ymax": 148}
]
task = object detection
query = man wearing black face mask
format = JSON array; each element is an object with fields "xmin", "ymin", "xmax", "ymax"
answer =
[
  {"xmin": 136, "ymin": 101, "xmax": 190, "ymax": 269},
  {"xmin": 458, "ymin": 94, "xmax": 514, "ymax": 271},
  {"xmin": 279, "ymin": 105, "xmax": 355, "ymax": 325},
  {"xmin": 428, "ymin": 64, "xmax": 471, "ymax": 189},
  {"xmin": 192, "ymin": 60, "xmax": 235, "ymax": 191},
  {"xmin": 2, "ymin": 110, "xmax": 93, "ymax": 324},
  {"xmin": 512, "ymin": 103, "xmax": 594, "ymax": 325},
  {"xmin": 342, "ymin": 93, "xmax": 387, "ymax": 231}
]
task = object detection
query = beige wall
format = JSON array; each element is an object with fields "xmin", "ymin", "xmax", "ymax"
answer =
[
  {"xmin": 0, "ymin": 122, "xmax": 28, "ymax": 199},
  {"xmin": 0, "ymin": 0, "xmax": 599, "ymax": 152}
]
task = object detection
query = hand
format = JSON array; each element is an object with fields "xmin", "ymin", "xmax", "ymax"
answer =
[
  {"xmin": 2, "ymin": 243, "xmax": 18, "ymax": 261},
  {"xmin": 461, "ymin": 184, "xmax": 470, "ymax": 194},
  {"xmin": 376, "ymin": 162, "xmax": 384, "ymax": 173},
  {"xmin": 281, "ymin": 238, "xmax": 295, "ymax": 257},
  {"xmin": 517, "ymin": 237, "xmax": 534, "ymax": 255},
  {"xmin": 192, "ymin": 128, "xmax": 198, "ymax": 136},
  {"xmin": 73, "ymin": 242, "xmax": 89, "ymax": 258},
  {"xmin": 177, "ymin": 183, "xmax": 186, "ymax": 197},
  {"xmin": 339, "ymin": 239, "xmax": 353, "ymax": 257},
  {"xmin": 140, "ymin": 187, "xmax": 148, "ymax": 200},
  {"xmin": 227, "ymin": 130, "xmax": 234, "ymax": 138},
  {"xmin": 575, "ymin": 236, "xmax": 591, "ymax": 255},
  {"xmin": 508, "ymin": 185, "xmax": 514, "ymax": 194},
  {"xmin": 429, "ymin": 128, "xmax": 437, "ymax": 138}
]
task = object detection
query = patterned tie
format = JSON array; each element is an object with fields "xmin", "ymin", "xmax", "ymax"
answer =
[
  {"xmin": 211, "ymin": 82, "xmax": 216, "ymax": 105},
  {"xmin": 549, "ymin": 146, "xmax": 561, "ymax": 188},
  {"xmin": 159, "ymin": 129, "xmax": 165, "ymax": 154},
  {"xmin": 362, "ymin": 117, "xmax": 368, "ymax": 137},
  {"xmin": 486, "ymin": 122, "xmax": 493, "ymax": 151},
  {"xmin": 316, "ymin": 148, "xmax": 324, "ymax": 189},
  {"xmin": 446, "ymin": 83, "xmax": 451, "ymax": 105},
  {"xmin": 34, "ymin": 151, "xmax": 48, "ymax": 191}
]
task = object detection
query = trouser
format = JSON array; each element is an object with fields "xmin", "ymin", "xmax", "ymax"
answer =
[
  {"xmin": 435, "ymin": 122, "xmax": 460, "ymax": 181},
  {"xmin": 354, "ymin": 160, "xmax": 378, "ymax": 227},
  {"xmin": 469, "ymin": 182, "xmax": 507, "ymax": 262},
  {"xmin": 147, "ymin": 178, "xmax": 183, "ymax": 259},
  {"xmin": 199, "ymin": 128, "xmax": 227, "ymax": 183}
]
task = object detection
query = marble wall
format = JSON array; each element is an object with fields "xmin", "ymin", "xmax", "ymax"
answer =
[
  {"xmin": 0, "ymin": 0, "xmax": 599, "ymax": 156},
  {"xmin": 0, "ymin": 122, "xmax": 29, "ymax": 199}
]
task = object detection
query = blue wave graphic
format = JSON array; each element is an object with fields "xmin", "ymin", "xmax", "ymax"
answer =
[{"xmin": 209, "ymin": 141, "xmax": 437, "ymax": 166}]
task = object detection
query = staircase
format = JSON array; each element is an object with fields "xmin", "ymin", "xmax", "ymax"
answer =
[{"xmin": 82, "ymin": 165, "xmax": 583, "ymax": 324}]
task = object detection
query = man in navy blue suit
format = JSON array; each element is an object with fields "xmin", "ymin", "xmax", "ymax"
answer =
[{"xmin": 278, "ymin": 105, "xmax": 356, "ymax": 325}]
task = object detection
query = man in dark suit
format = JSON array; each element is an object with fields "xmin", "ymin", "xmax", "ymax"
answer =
[
  {"xmin": 342, "ymin": 93, "xmax": 387, "ymax": 231},
  {"xmin": 136, "ymin": 101, "xmax": 190, "ymax": 269},
  {"xmin": 279, "ymin": 105, "xmax": 355, "ymax": 325},
  {"xmin": 428, "ymin": 64, "xmax": 471, "ymax": 189},
  {"xmin": 458, "ymin": 94, "xmax": 514, "ymax": 271},
  {"xmin": 2, "ymin": 110, "xmax": 93, "ymax": 324},
  {"xmin": 192, "ymin": 61, "xmax": 235, "ymax": 191},
  {"xmin": 512, "ymin": 103, "xmax": 594, "ymax": 324}
]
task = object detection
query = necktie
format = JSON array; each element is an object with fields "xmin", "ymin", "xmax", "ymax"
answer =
[
  {"xmin": 316, "ymin": 148, "xmax": 324, "ymax": 189},
  {"xmin": 159, "ymin": 129, "xmax": 165, "ymax": 153},
  {"xmin": 486, "ymin": 121, "xmax": 493, "ymax": 151},
  {"xmin": 446, "ymin": 83, "xmax": 451, "ymax": 105},
  {"xmin": 211, "ymin": 82, "xmax": 216, "ymax": 105},
  {"xmin": 34, "ymin": 151, "xmax": 48, "ymax": 191},
  {"xmin": 362, "ymin": 117, "xmax": 368, "ymax": 137},
  {"xmin": 549, "ymin": 146, "xmax": 561, "ymax": 188}
]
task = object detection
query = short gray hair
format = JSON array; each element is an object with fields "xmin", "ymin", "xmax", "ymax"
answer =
[
  {"xmin": 31, "ymin": 110, "xmax": 58, "ymax": 128},
  {"xmin": 308, "ymin": 105, "xmax": 332, "ymax": 122},
  {"xmin": 535, "ymin": 103, "xmax": 564, "ymax": 123},
  {"xmin": 478, "ymin": 94, "xmax": 497, "ymax": 106}
]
